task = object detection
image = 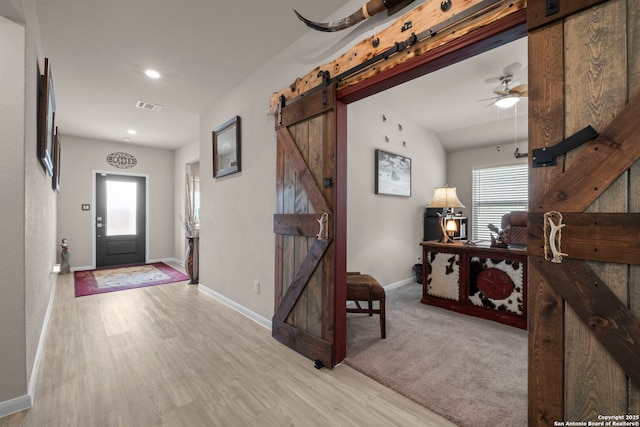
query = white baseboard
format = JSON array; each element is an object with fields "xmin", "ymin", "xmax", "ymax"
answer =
[
  {"xmin": 70, "ymin": 265, "xmax": 93, "ymax": 272},
  {"xmin": 0, "ymin": 272, "xmax": 57, "ymax": 418},
  {"xmin": 27, "ymin": 273, "xmax": 58, "ymax": 401},
  {"xmin": 383, "ymin": 277, "xmax": 416, "ymax": 291},
  {"xmin": 148, "ymin": 257, "xmax": 183, "ymax": 266},
  {"xmin": 0, "ymin": 394, "xmax": 31, "ymax": 419},
  {"xmin": 197, "ymin": 283, "xmax": 272, "ymax": 330}
]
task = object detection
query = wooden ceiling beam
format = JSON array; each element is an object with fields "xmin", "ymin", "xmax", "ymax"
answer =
[{"xmin": 270, "ymin": 0, "xmax": 525, "ymax": 112}]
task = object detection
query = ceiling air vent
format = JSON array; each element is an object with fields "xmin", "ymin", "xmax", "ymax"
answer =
[{"xmin": 135, "ymin": 100, "xmax": 163, "ymax": 112}]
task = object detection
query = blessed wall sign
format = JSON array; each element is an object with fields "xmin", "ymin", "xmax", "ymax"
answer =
[{"xmin": 106, "ymin": 152, "xmax": 137, "ymax": 169}]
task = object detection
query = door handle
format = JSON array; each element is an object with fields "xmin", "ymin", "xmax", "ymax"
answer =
[{"xmin": 316, "ymin": 213, "xmax": 329, "ymax": 240}]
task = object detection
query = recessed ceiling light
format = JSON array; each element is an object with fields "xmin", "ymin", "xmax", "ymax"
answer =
[
  {"xmin": 127, "ymin": 129, "xmax": 137, "ymax": 135},
  {"xmin": 145, "ymin": 69, "xmax": 161, "ymax": 79}
]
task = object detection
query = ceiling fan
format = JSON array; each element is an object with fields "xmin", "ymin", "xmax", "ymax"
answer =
[{"xmin": 480, "ymin": 74, "xmax": 528, "ymax": 108}]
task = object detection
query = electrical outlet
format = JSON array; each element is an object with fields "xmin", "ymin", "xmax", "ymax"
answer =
[{"xmin": 253, "ymin": 280, "xmax": 260, "ymax": 294}]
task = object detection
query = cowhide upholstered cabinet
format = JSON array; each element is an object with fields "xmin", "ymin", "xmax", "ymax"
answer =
[{"xmin": 420, "ymin": 241, "xmax": 527, "ymax": 329}]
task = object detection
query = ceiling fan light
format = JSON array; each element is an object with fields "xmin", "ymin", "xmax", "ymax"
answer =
[{"xmin": 494, "ymin": 96, "xmax": 520, "ymax": 108}]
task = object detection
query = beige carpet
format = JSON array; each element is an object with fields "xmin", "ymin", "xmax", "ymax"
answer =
[{"xmin": 345, "ymin": 282, "xmax": 527, "ymax": 427}]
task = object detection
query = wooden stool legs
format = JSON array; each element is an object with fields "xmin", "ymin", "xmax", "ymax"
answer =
[{"xmin": 346, "ymin": 272, "xmax": 386, "ymax": 339}]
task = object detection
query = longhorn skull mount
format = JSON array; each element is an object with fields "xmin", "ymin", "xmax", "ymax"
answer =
[{"xmin": 294, "ymin": 0, "xmax": 417, "ymax": 32}]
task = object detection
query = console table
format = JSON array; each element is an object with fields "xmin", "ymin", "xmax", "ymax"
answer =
[{"xmin": 420, "ymin": 241, "xmax": 527, "ymax": 329}]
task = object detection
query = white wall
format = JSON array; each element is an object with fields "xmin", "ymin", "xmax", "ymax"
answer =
[
  {"xmin": 1, "ymin": 0, "xmax": 57, "ymax": 412},
  {"xmin": 57, "ymin": 136, "xmax": 176, "ymax": 269},
  {"xmin": 446, "ymin": 141, "xmax": 528, "ymax": 236},
  {"xmin": 347, "ymin": 101, "xmax": 446, "ymax": 285},
  {"xmin": 0, "ymin": 14, "xmax": 28, "ymax": 404}
]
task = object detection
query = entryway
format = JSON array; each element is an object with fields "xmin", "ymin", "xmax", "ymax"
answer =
[{"xmin": 95, "ymin": 172, "xmax": 147, "ymax": 267}]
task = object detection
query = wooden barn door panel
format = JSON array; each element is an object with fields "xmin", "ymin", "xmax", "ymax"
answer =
[
  {"xmin": 564, "ymin": 1, "xmax": 629, "ymax": 421},
  {"xmin": 273, "ymin": 86, "xmax": 337, "ymax": 368},
  {"xmin": 529, "ymin": 0, "xmax": 640, "ymax": 424},
  {"xmin": 528, "ymin": 20, "xmax": 566, "ymax": 425},
  {"xmin": 628, "ymin": 0, "xmax": 640, "ymax": 416}
]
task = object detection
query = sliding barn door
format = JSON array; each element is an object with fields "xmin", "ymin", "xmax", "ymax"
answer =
[
  {"xmin": 273, "ymin": 85, "xmax": 338, "ymax": 368},
  {"xmin": 527, "ymin": 0, "xmax": 640, "ymax": 424}
]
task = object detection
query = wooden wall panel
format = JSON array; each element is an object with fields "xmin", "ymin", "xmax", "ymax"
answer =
[
  {"xmin": 528, "ymin": 21, "xmax": 566, "ymax": 426},
  {"xmin": 563, "ymin": 0, "xmax": 629, "ymax": 420}
]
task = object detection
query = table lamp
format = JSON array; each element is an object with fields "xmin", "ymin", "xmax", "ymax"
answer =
[{"xmin": 427, "ymin": 186, "xmax": 465, "ymax": 243}]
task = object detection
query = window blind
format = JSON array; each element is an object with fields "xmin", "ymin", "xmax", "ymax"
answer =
[{"xmin": 472, "ymin": 164, "xmax": 528, "ymax": 241}]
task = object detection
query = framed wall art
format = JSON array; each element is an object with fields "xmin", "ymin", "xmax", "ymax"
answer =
[
  {"xmin": 375, "ymin": 149, "xmax": 411, "ymax": 197},
  {"xmin": 212, "ymin": 116, "xmax": 241, "ymax": 178},
  {"xmin": 38, "ymin": 57, "xmax": 56, "ymax": 177}
]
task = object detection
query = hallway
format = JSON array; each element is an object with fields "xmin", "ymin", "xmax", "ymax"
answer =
[{"xmin": 1, "ymin": 268, "xmax": 453, "ymax": 426}]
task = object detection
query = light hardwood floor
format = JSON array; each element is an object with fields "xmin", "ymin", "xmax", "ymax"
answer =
[{"xmin": 1, "ymin": 266, "xmax": 455, "ymax": 426}]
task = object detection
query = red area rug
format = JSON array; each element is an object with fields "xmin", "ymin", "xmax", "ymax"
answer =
[{"xmin": 74, "ymin": 263, "xmax": 189, "ymax": 297}]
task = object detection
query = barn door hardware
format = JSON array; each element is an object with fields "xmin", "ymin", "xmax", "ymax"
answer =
[
  {"xmin": 546, "ymin": 0, "xmax": 559, "ymax": 16},
  {"xmin": 323, "ymin": 177, "xmax": 334, "ymax": 188},
  {"xmin": 532, "ymin": 125, "xmax": 599, "ymax": 168},
  {"xmin": 277, "ymin": 94, "xmax": 286, "ymax": 128},
  {"xmin": 318, "ymin": 70, "xmax": 330, "ymax": 108},
  {"xmin": 283, "ymin": 0, "xmax": 502, "ymax": 106},
  {"xmin": 316, "ymin": 213, "xmax": 329, "ymax": 240},
  {"xmin": 543, "ymin": 211, "xmax": 567, "ymax": 263}
]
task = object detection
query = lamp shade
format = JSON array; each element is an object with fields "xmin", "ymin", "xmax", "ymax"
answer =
[{"xmin": 427, "ymin": 186, "xmax": 465, "ymax": 209}]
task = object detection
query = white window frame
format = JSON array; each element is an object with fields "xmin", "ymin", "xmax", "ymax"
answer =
[{"xmin": 472, "ymin": 163, "xmax": 528, "ymax": 241}]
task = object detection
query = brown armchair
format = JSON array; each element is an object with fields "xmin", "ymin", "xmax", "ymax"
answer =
[{"xmin": 501, "ymin": 211, "xmax": 528, "ymax": 246}]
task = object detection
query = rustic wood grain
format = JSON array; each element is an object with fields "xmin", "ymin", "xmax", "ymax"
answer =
[
  {"xmin": 272, "ymin": 92, "xmax": 337, "ymax": 366},
  {"xmin": 277, "ymin": 127, "xmax": 331, "ymax": 215},
  {"xmin": 528, "ymin": 212, "xmax": 640, "ymax": 264},
  {"xmin": 275, "ymin": 130, "xmax": 285, "ymax": 307},
  {"xmin": 629, "ymin": 0, "xmax": 640, "ymax": 411},
  {"xmin": 273, "ymin": 214, "xmax": 325, "ymax": 236},
  {"xmin": 293, "ymin": 121, "xmax": 310, "ymax": 332},
  {"xmin": 307, "ymin": 114, "xmax": 325, "ymax": 338},
  {"xmin": 320, "ymin": 109, "xmax": 337, "ymax": 347},
  {"xmin": 527, "ymin": 20, "xmax": 566, "ymax": 427},
  {"xmin": 563, "ymin": 1, "xmax": 629, "ymax": 421},
  {"xmin": 532, "ymin": 257, "xmax": 640, "ymax": 387},
  {"xmin": 527, "ymin": 0, "xmax": 609, "ymax": 31},
  {"xmin": 337, "ymin": 1, "xmax": 526, "ymax": 95},
  {"xmin": 531, "ymin": 92, "xmax": 640, "ymax": 213},
  {"xmin": 277, "ymin": 84, "xmax": 335, "ymax": 129},
  {"xmin": 273, "ymin": 239, "xmax": 330, "ymax": 324}
]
